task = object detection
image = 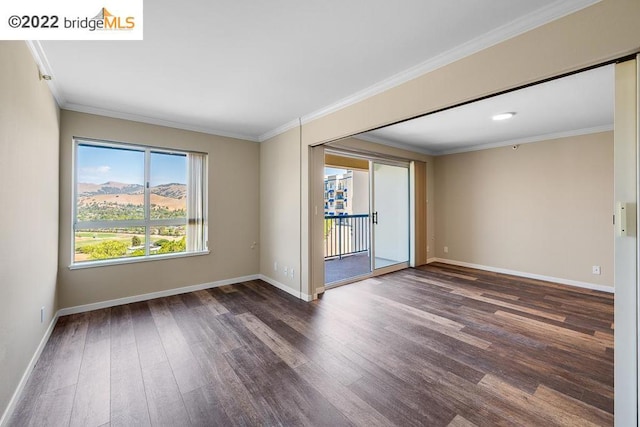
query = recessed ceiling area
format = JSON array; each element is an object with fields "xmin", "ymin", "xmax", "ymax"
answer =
[
  {"xmin": 358, "ymin": 64, "xmax": 614, "ymax": 155},
  {"xmin": 36, "ymin": 0, "xmax": 597, "ymax": 141}
]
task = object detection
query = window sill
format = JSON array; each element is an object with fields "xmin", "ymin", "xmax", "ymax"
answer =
[{"xmin": 68, "ymin": 250, "xmax": 210, "ymax": 270}]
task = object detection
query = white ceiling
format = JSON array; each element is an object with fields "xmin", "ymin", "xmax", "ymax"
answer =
[
  {"xmin": 37, "ymin": 0, "xmax": 598, "ymax": 142},
  {"xmin": 359, "ymin": 64, "xmax": 614, "ymax": 155}
]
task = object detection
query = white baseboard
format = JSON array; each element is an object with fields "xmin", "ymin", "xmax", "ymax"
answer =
[
  {"xmin": 57, "ymin": 273, "xmax": 318, "ymax": 317},
  {"xmin": 430, "ymin": 258, "xmax": 614, "ymax": 293},
  {"xmin": 57, "ymin": 274, "xmax": 260, "ymax": 316},
  {"xmin": 2, "ymin": 273, "xmax": 265, "ymax": 426},
  {"xmin": 258, "ymin": 274, "xmax": 313, "ymax": 301},
  {"xmin": 426, "ymin": 257, "xmax": 438, "ymax": 264},
  {"xmin": 0, "ymin": 314, "xmax": 59, "ymax": 427},
  {"xmin": 2, "ymin": 272, "xmax": 316, "ymax": 425}
]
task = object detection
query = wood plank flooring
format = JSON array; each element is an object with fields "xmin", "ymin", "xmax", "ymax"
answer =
[{"xmin": 10, "ymin": 263, "xmax": 614, "ymax": 426}]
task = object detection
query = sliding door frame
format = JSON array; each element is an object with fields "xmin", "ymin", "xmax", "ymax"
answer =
[
  {"xmin": 613, "ymin": 57, "xmax": 638, "ymax": 425},
  {"xmin": 318, "ymin": 148, "xmax": 417, "ymax": 289},
  {"xmin": 370, "ymin": 158, "xmax": 411, "ymax": 273}
]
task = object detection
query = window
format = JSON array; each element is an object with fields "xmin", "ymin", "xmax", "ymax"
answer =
[{"xmin": 72, "ymin": 138, "xmax": 207, "ymax": 266}]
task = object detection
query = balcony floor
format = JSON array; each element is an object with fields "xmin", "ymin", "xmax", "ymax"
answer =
[
  {"xmin": 324, "ymin": 252, "xmax": 371, "ymax": 284},
  {"xmin": 324, "ymin": 253, "xmax": 408, "ymax": 285}
]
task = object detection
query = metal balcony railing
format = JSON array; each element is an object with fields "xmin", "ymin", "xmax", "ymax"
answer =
[{"xmin": 324, "ymin": 214, "xmax": 369, "ymax": 259}]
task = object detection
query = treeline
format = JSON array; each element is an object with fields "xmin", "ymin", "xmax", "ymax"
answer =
[
  {"xmin": 77, "ymin": 202, "xmax": 186, "ymax": 221},
  {"xmin": 78, "ymin": 236, "xmax": 186, "ymax": 260}
]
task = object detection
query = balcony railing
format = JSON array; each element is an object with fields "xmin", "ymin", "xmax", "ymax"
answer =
[{"xmin": 324, "ymin": 214, "xmax": 369, "ymax": 259}]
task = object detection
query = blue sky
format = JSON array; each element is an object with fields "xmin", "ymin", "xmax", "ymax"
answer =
[
  {"xmin": 77, "ymin": 145, "xmax": 186, "ymax": 185},
  {"xmin": 151, "ymin": 152, "xmax": 187, "ymax": 186},
  {"xmin": 324, "ymin": 167, "xmax": 347, "ymax": 176}
]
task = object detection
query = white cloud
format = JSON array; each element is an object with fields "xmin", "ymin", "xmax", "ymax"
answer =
[
  {"xmin": 80, "ymin": 165, "xmax": 111, "ymax": 174},
  {"xmin": 78, "ymin": 165, "xmax": 113, "ymax": 183}
]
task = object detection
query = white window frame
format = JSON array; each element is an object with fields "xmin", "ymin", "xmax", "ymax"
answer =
[{"xmin": 70, "ymin": 137, "xmax": 209, "ymax": 269}]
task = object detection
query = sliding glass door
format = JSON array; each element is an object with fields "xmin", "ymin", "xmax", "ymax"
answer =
[{"xmin": 371, "ymin": 161, "xmax": 409, "ymax": 270}]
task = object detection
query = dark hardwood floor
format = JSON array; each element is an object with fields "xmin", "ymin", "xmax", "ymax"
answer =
[{"xmin": 10, "ymin": 263, "xmax": 614, "ymax": 426}]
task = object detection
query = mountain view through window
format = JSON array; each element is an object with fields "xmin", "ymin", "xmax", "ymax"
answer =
[{"xmin": 74, "ymin": 142, "xmax": 188, "ymax": 263}]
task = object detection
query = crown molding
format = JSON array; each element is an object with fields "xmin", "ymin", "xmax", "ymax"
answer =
[
  {"xmin": 262, "ymin": 0, "xmax": 600, "ymax": 141},
  {"xmin": 433, "ymin": 124, "xmax": 613, "ymax": 156},
  {"xmin": 258, "ymin": 118, "xmax": 300, "ymax": 142},
  {"xmin": 26, "ymin": 0, "xmax": 600, "ymax": 144},
  {"xmin": 354, "ymin": 134, "xmax": 437, "ymax": 156},
  {"xmin": 63, "ymin": 103, "xmax": 260, "ymax": 142},
  {"xmin": 354, "ymin": 124, "xmax": 612, "ymax": 157},
  {"xmin": 26, "ymin": 41, "xmax": 260, "ymax": 141},
  {"xmin": 25, "ymin": 40, "xmax": 66, "ymax": 106}
]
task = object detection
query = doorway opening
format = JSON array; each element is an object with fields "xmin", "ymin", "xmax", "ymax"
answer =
[
  {"xmin": 323, "ymin": 151, "xmax": 410, "ymax": 287},
  {"xmin": 323, "ymin": 154, "xmax": 371, "ymax": 284}
]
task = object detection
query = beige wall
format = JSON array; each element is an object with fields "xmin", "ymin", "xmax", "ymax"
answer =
[
  {"xmin": 434, "ymin": 132, "xmax": 614, "ymax": 287},
  {"xmin": 301, "ymin": 0, "xmax": 640, "ymax": 146},
  {"xmin": 0, "ymin": 42, "xmax": 60, "ymax": 420},
  {"xmin": 259, "ymin": 127, "xmax": 302, "ymax": 294},
  {"xmin": 58, "ymin": 111, "xmax": 260, "ymax": 308},
  {"xmin": 324, "ymin": 153, "xmax": 368, "ymax": 170},
  {"xmin": 332, "ymin": 137, "xmax": 431, "ymax": 162}
]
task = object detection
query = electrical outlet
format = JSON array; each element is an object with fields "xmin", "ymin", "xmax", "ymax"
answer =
[
  {"xmin": 284, "ymin": 266, "xmax": 288, "ymax": 276},
  {"xmin": 290, "ymin": 268, "xmax": 294, "ymax": 278},
  {"xmin": 444, "ymin": 246, "xmax": 449, "ymax": 254},
  {"xmin": 427, "ymin": 245, "xmax": 430, "ymax": 253},
  {"xmin": 250, "ymin": 241, "xmax": 257, "ymax": 249},
  {"xmin": 40, "ymin": 306, "xmax": 44, "ymax": 323},
  {"xmin": 274, "ymin": 261, "xmax": 278, "ymax": 272},
  {"xmin": 592, "ymin": 265, "xmax": 601, "ymax": 275}
]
